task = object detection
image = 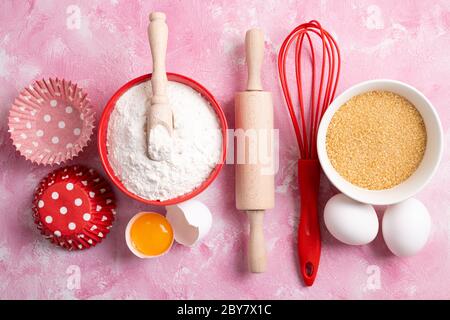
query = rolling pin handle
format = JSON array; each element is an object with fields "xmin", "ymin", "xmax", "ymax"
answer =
[
  {"xmin": 245, "ymin": 28, "xmax": 264, "ymax": 91},
  {"xmin": 248, "ymin": 210, "xmax": 266, "ymax": 273}
]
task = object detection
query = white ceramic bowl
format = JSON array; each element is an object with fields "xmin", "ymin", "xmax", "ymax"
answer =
[{"xmin": 317, "ymin": 79, "xmax": 443, "ymax": 205}]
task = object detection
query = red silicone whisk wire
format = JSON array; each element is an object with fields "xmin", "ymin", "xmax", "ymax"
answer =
[{"xmin": 278, "ymin": 21, "xmax": 341, "ymax": 159}]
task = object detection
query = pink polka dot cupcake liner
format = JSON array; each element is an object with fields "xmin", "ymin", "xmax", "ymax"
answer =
[
  {"xmin": 32, "ymin": 165, "xmax": 116, "ymax": 250},
  {"xmin": 8, "ymin": 78, "xmax": 95, "ymax": 165}
]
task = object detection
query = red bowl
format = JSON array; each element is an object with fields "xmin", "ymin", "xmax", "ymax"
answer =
[{"xmin": 98, "ymin": 73, "xmax": 227, "ymax": 206}]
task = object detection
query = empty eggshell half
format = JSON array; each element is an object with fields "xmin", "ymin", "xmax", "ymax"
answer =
[{"xmin": 166, "ymin": 199, "xmax": 212, "ymax": 246}]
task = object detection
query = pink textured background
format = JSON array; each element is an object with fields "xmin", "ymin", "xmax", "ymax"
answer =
[{"xmin": 0, "ymin": 0, "xmax": 449, "ymax": 299}]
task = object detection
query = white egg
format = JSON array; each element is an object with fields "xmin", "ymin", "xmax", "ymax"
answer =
[
  {"xmin": 382, "ymin": 198, "xmax": 431, "ymax": 257},
  {"xmin": 324, "ymin": 193, "xmax": 379, "ymax": 245}
]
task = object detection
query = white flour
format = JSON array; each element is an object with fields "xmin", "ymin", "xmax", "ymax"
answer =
[
  {"xmin": 148, "ymin": 124, "xmax": 173, "ymax": 161},
  {"xmin": 107, "ymin": 81, "xmax": 222, "ymax": 201}
]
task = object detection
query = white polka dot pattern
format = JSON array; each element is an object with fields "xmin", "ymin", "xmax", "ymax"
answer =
[
  {"xmin": 32, "ymin": 165, "xmax": 115, "ymax": 251},
  {"xmin": 8, "ymin": 79, "xmax": 96, "ymax": 165}
]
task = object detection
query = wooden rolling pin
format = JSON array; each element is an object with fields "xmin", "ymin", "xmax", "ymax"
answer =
[{"xmin": 235, "ymin": 29, "xmax": 275, "ymax": 273}]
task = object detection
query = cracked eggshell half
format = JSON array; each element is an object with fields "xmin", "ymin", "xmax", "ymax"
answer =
[{"xmin": 166, "ymin": 199, "xmax": 212, "ymax": 247}]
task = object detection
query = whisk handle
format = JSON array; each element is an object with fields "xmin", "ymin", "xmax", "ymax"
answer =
[
  {"xmin": 245, "ymin": 28, "xmax": 264, "ymax": 91},
  {"xmin": 298, "ymin": 159, "xmax": 321, "ymax": 286}
]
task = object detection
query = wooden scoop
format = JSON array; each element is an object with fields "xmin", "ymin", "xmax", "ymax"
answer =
[{"xmin": 147, "ymin": 12, "xmax": 173, "ymax": 161}]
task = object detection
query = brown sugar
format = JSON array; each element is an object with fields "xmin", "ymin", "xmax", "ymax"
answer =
[{"xmin": 326, "ymin": 91, "xmax": 427, "ymax": 190}]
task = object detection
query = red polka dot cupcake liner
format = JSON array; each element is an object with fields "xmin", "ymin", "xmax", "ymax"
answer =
[
  {"xmin": 8, "ymin": 78, "xmax": 95, "ymax": 165},
  {"xmin": 32, "ymin": 165, "xmax": 116, "ymax": 250}
]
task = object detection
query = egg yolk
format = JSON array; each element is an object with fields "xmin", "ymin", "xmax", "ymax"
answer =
[{"xmin": 130, "ymin": 213, "xmax": 173, "ymax": 256}]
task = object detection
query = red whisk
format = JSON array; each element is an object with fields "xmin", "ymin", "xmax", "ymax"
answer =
[{"xmin": 278, "ymin": 21, "xmax": 340, "ymax": 286}]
